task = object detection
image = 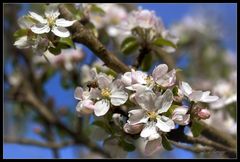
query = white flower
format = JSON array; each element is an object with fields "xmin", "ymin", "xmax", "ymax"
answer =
[
  {"xmin": 91, "ymin": 76, "xmax": 128, "ymax": 116},
  {"xmin": 74, "ymin": 87, "xmax": 95, "ymax": 115},
  {"xmin": 121, "ymin": 64, "xmax": 176, "ymax": 91},
  {"xmin": 29, "ymin": 4, "xmax": 76, "ymax": 37},
  {"xmin": 180, "ymin": 81, "xmax": 219, "ymax": 103},
  {"xmin": 171, "ymin": 106, "xmax": 190, "ymax": 125},
  {"xmin": 125, "ymin": 89, "xmax": 175, "ymax": 139}
]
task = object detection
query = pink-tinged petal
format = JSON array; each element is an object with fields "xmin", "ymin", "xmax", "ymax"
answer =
[
  {"xmin": 128, "ymin": 109, "xmax": 149, "ymax": 125},
  {"xmin": 51, "ymin": 26, "xmax": 70, "ymax": 38},
  {"xmin": 123, "ymin": 123, "xmax": 144, "ymax": 134},
  {"xmin": 89, "ymin": 88, "xmax": 101, "ymax": 100},
  {"xmin": 29, "ymin": 11, "xmax": 47, "ymax": 24},
  {"xmin": 152, "ymin": 64, "xmax": 168, "ymax": 82},
  {"xmin": 155, "ymin": 69, "xmax": 176, "ymax": 87},
  {"xmin": 74, "ymin": 87, "xmax": 83, "ymax": 100},
  {"xmin": 135, "ymin": 89, "xmax": 156, "ymax": 111},
  {"xmin": 156, "ymin": 116, "xmax": 175, "ymax": 132},
  {"xmin": 144, "ymin": 138, "xmax": 162, "ymax": 156},
  {"xmin": 56, "ymin": 18, "xmax": 76, "ymax": 27},
  {"xmin": 94, "ymin": 99, "xmax": 110, "ymax": 116},
  {"xmin": 197, "ymin": 109, "xmax": 211, "ymax": 119},
  {"xmin": 121, "ymin": 72, "xmax": 132, "ymax": 86},
  {"xmin": 156, "ymin": 89, "xmax": 173, "ymax": 114},
  {"xmin": 189, "ymin": 91, "xmax": 203, "ymax": 102},
  {"xmin": 180, "ymin": 81, "xmax": 193, "ymax": 96},
  {"xmin": 110, "ymin": 90, "xmax": 128, "ymax": 106},
  {"xmin": 82, "ymin": 99, "xmax": 96, "ymax": 110},
  {"xmin": 140, "ymin": 122, "xmax": 158, "ymax": 138},
  {"xmin": 76, "ymin": 101, "xmax": 94, "ymax": 115},
  {"xmin": 132, "ymin": 71, "xmax": 147, "ymax": 84},
  {"xmin": 97, "ymin": 75, "xmax": 112, "ymax": 89},
  {"xmin": 172, "ymin": 113, "xmax": 190, "ymax": 125},
  {"xmin": 31, "ymin": 23, "xmax": 50, "ymax": 34}
]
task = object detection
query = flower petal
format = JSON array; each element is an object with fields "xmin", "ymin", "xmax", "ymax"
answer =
[
  {"xmin": 51, "ymin": 26, "xmax": 70, "ymax": 38},
  {"xmin": 31, "ymin": 23, "xmax": 50, "ymax": 34},
  {"xmin": 29, "ymin": 11, "xmax": 47, "ymax": 24},
  {"xmin": 94, "ymin": 99, "xmax": 110, "ymax": 116},
  {"xmin": 156, "ymin": 116, "xmax": 175, "ymax": 132},
  {"xmin": 110, "ymin": 90, "xmax": 128, "ymax": 106},
  {"xmin": 152, "ymin": 64, "xmax": 168, "ymax": 82},
  {"xmin": 132, "ymin": 70, "xmax": 147, "ymax": 84},
  {"xmin": 18, "ymin": 16, "xmax": 35, "ymax": 29},
  {"xmin": 144, "ymin": 137, "xmax": 162, "ymax": 156},
  {"xmin": 140, "ymin": 122, "xmax": 158, "ymax": 138},
  {"xmin": 180, "ymin": 81, "xmax": 193, "ymax": 96},
  {"xmin": 14, "ymin": 36, "xmax": 30, "ymax": 49},
  {"xmin": 201, "ymin": 91, "xmax": 219, "ymax": 103},
  {"xmin": 74, "ymin": 87, "xmax": 83, "ymax": 100},
  {"xmin": 135, "ymin": 89, "xmax": 156, "ymax": 111},
  {"xmin": 76, "ymin": 101, "xmax": 94, "ymax": 115},
  {"xmin": 56, "ymin": 18, "xmax": 76, "ymax": 27},
  {"xmin": 189, "ymin": 91, "xmax": 203, "ymax": 102},
  {"xmin": 156, "ymin": 89, "xmax": 173, "ymax": 114},
  {"xmin": 128, "ymin": 109, "xmax": 149, "ymax": 125},
  {"xmin": 121, "ymin": 72, "xmax": 132, "ymax": 86},
  {"xmin": 155, "ymin": 69, "xmax": 176, "ymax": 87},
  {"xmin": 123, "ymin": 123, "xmax": 144, "ymax": 134},
  {"xmin": 45, "ymin": 4, "xmax": 60, "ymax": 19},
  {"xmin": 97, "ymin": 75, "xmax": 112, "ymax": 89}
]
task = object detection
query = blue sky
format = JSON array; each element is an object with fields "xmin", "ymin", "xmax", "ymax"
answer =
[{"xmin": 3, "ymin": 3, "xmax": 237, "ymax": 159}]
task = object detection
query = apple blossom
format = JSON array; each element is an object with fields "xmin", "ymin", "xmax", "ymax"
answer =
[
  {"xmin": 29, "ymin": 4, "xmax": 76, "ymax": 37},
  {"xmin": 90, "ymin": 76, "xmax": 128, "ymax": 116},
  {"xmin": 180, "ymin": 81, "xmax": 219, "ymax": 103},
  {"xmin": 171, "ymin": 106, "xmax": 190, "ymax": 125}
]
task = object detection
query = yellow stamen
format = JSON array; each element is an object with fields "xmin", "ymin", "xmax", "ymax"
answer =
[
  {"xmin": 147, "ymin": 111, "xmax": 158, "ymax": 120},
  {"xmin": 101, "ymin": 88, "xmax": 111, "ymax": 98}
]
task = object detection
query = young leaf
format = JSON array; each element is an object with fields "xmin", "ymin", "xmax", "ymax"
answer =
[
  {"xmin": 14, "ymin": 29, "xmax": 28, "ymax": 39},
  {"xmin": 191, "ymin": 120, "xmax": 203, "ymax": 137},
  {"xmin": 90, "ymin": 4, "xmax": 105, "ymax": 15},
  {"xmin": 161, "ymin": 134, "xmax": 173, "ymax": 151},
  {"xmin": 59, "ymin": 37, "xmax": 75, "ymax": 48},
  {"xmin": 48, "ymin": 47, "xmax": 61, "ymax": 55},
  {"xmin": 153, "ymin": 37, "xmax": 177, "ymax": 49},
  {"xmin": 121, "ymin": 36, "xmax": 139, "ymax": 55},
  {"xmin": 172, "ymin": 86, "xmax": 179, "ymax": 96},
  {"xmin": 119, "ymin": 138, "xmax": 136, "ymax": 152},
  {"xmin": 141, "ymin": 54, "xmax": 152, "ymax": 71}
]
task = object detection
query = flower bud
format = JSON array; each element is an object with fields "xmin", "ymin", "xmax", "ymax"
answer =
[
  {"xmin": 123, "ymin": 123, "xmax": 143, "ymax": 134},
  {"xmin": 197, "ymin": 109, "xmax": 211, "ymax": 119}
]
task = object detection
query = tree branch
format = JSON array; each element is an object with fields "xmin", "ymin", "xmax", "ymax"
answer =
[
  {"xmin": 58, "ymin": 4, "xmax": 130, "ymax": 74},
  {"xmin": 4, "ymin": 137, "xmax": 74, "ymax": 149}
]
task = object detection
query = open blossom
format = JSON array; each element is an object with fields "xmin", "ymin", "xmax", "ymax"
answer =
[
  {"xmin": 121, "ymin": 64, "xmax": 176, "ymax": 91},
  {"xmin": 90, "ymin": 76, "xmax": 128, "ymax": 116},
  {"xmin": 124, "ymin": 89, "xmax": 175, "ymax": 137},
  {"xmin": 29, "ymin": 4, "xmax": 76, "ymax": 37},
  {"xmin": 180, "ymin": 81, "xmax": 219, "ymax": 103}
]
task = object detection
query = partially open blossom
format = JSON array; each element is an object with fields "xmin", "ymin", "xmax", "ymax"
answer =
[
  {"xmin": 180, "ymin": 81, "xmax": 219, "ymax": 103},
  {"xmin": 171, "ymin": 106, "xmax": 190, "ymax": 125},
  {"xmin": 123, "ymin": 123, "xmax": 144, "ymax": 134},
  {"xmin": 29, "ymin": 4, "xmax": 76, "ymax": 37},
  {"xmin": 197, "ymin": 108, "xmax": 211, "ymax": 120},
  {"xmin": 74, "ymin": 87, "xmax": 95, "ymax": 115}
]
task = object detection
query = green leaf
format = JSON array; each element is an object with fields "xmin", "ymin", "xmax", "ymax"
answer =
[
  {"xmin": 119, "ymin": 138, "xmax": 136, "ymax": 152},
  {"xmin": 92, "ymin": 120, "xmax": 113, "ymax": 134},
  {"xmin": 14, "ymin": 29, "xmax": 28, "ymax": 39},
  {"xmin": 163, "ymin": 104, "xmax": 179, "ymax": 117},
  {"xmin": 59, "ymin": 37, "xmax": 75, "ymax": 48},
  {"xmin": 161, "ymin": 134, "xmax": 173, "ymax": 151},
  {"xmin": 121, "ymin": 36, "xmax": 139, "ymax": 55},
  {"xmin": 90, "ymin": 4, "xmax": 105, "ymax": 15},
  {"xmin": 141, "ymin": 53, "xmax": 152, "ymax": 71},
  {"xmin": 153, "ymin": 37, "xmax": 177, "ymax": 49},
  {"xmin": 48, "ymin": 47, "xmax": 61, "ymax": 55},
  {"xmin": 172, "ymin": 86, "xmax": 178, "ymax": 96},
  {"xmin": 191, "ymin": 120, "xmax": 203, "ymax": 137}
]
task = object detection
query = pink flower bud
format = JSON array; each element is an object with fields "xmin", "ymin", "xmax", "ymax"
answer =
[
  {"xmin": 197, "ymin": 109, "xmax": 211, "ymax": 119},
  {"xmin": 123, "ymin": 123, "xmax": 143, "ymax": 134}
]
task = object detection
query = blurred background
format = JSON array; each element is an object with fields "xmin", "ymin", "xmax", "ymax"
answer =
[{"xmin": 3, "ymin": 3, "xmax": 237, "ymax": 158}]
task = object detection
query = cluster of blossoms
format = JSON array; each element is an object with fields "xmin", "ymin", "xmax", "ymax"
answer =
[
  {"xmin": 74, "ymin": 64, "xmax": 218, "ymax": 155},
  {"xmin": 118, "ymin": 8, "xmax": 179, "ymax": 53},
  {"xmin": 14, "ymin": 4, "xmax": 76, "ymax": 55}
]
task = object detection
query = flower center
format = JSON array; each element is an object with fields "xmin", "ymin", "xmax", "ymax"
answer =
[
  {"xmin": 101, "ymin": 88, "xmax": 111, "ymax": 98},
  {"xmin": 147, "ymin": 111, "xmax": 158, "ymax": 120},
  {"xmin": 47, "ymin": 16, "xmax": 56, "ymax": 27},
  {"xmin": 145, "ymin": 76, "xmax": 154, "ymax": 86}
]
